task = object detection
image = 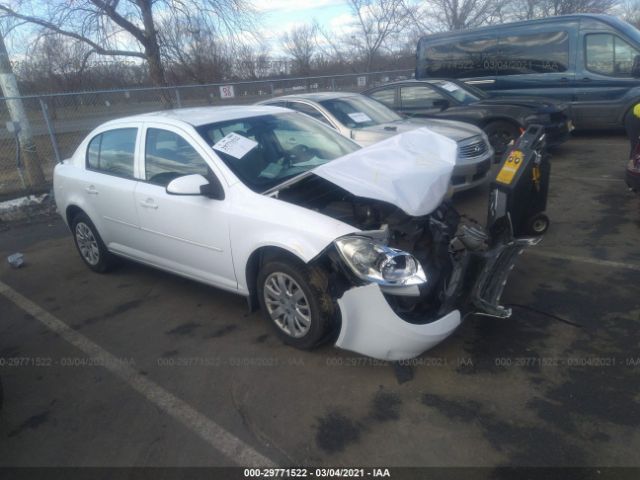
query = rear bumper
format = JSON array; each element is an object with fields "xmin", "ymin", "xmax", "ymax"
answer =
[
  {"xmin": 626, "ymin": 168, "xmax": 640, "ymax": 192},
  {"xmin": 544, "ymin": 119, "xmax": 572, "ymax": 147},
  {"xmin": 335, "ymin": 284, "xmax": 461, "ymax": 361}
]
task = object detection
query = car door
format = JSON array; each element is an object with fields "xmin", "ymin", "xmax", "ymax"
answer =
[
  {"xmin": 82, "ymin": 126, "xmax": 144, "ymax": 252},
  {"xmin": 573, "ymin": 31, "xmax": 640, "ymax": 128},
  {"xmin": 133, "ymin": 124, "xmax": 237, "ymax": 291}
]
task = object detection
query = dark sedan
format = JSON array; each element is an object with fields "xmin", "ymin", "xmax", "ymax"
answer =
[{"xmin": 363, "ymin": 79, "xmax": 573, "ymax": 156}]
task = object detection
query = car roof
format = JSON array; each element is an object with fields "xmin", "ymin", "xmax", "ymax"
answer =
[
  {"xmin": 264, "ymin": 91, "xmax": 360, "ymax": 102},
  {"xmin": 102, "ymin": 105, "xmax": 290, "ymax": 128},
  {"xmin": 366, "ymin": 79, "xmax": 459, "ymax": 88}
]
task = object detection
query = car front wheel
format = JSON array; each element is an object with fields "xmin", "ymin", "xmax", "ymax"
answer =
[
  {"xmin": 257, "ymin": 259, "xmax": 335, "ymax": 350},
  {"xmin": 71, "ymin": 212, "xmax": 115, "ymax": 273}
]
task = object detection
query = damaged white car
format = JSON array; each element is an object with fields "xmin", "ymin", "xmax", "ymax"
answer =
[{"xmin": 54, "ymin": 106, "xmax": 538, "ymax": 360}]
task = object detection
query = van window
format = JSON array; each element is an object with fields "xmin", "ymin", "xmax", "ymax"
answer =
[
  {"xmin": 586, "ymin": 34, "xmax": 640, "ymax": 76},
  {"xmin": 418, "ymin": 37, "xmax": 498, "ymax": 78},
  {"xmin": 497, "ymin": 31, "xmax": 569, "ymax": 74},
  {"xmin": 369, "ymin": 89, "xmax": 396, "ymax": 108}
]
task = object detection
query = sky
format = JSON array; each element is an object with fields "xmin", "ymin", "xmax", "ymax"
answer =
[{"xmin": 252, "ymin": 0, "xmax": 355, "ymax": 54}]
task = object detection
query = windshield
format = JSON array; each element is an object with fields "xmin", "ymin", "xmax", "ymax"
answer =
[
  {"xmin": 428, "ymin": 79, "xmax": 485, "ymax": 104},
  {"xmin": 319, "ymin": 95, "xmax": 402, "ymax": 129},
  {"xmin": 196, "ymin": 112, "xmax": 359, "ymax": 193}
]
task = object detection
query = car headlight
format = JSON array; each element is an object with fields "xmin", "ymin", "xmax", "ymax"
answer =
[{"xmin": 334, "ymin": 236, "xmax": 427, "ymax": 286}]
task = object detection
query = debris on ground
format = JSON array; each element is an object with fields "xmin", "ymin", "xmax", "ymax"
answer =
[{"xmin": 7, "ymin": 253, "xmax": 25, "ymax": 268}]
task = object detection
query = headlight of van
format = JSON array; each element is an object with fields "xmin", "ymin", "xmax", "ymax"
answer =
[{"xmin": 334, "ymin": 236, "xmax": 427, "ymax": 286}]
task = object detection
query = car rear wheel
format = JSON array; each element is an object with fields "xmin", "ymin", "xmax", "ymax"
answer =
[
  {"xmin": 485, "ymin": 120, "xmax": 521, "ymax": 159},
  {"xmin": 257, "ymin": 259, "xmax": 335, "ymax": 350},
  {"xmin": 71, "ymin": 212, "xmax": 115, "ymax": 273}
]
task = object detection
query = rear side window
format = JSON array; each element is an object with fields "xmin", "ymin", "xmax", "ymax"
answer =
[
  {"xmin": 586, "ymin": 33, "xmax": 640, "ymax": 76},
  {"xmin": 419, "ymin": 37, "xmax": 498, "ymax": 78},
  {"xmin": 497, "ymin": 31, "xmax": 569, "ymax": 74},
  {"xmin": 145, "ymin": 128, "xmax": 210, "ymax": 186},
  {"xmin": 86, "ymin": 128, "xmax": 137, "ymax": 178},
  {"xmin": 369, "ymin": 89, "xmax": 396, "ymax": 108}
]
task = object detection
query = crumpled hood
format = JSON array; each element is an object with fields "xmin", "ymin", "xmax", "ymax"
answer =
[
  {"xmin": 353, "ymin": 118, "xmax": 480, "ymax": 144},
  {"xmin": 312, "ymin": 127, "xmax": 458, "ymax": 217}
]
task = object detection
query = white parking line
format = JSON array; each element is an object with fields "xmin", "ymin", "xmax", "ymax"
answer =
[
  {"xmin": 0, "ymin": 280, "xmax": 276, "ymax": 467},
  {"xmin": 526, "ymin": 250, "xmax": 640, "ymax": 272}
]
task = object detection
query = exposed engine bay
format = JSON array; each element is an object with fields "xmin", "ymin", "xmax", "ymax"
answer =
[{"xmin": 273, "ymin": 173, "xmax": 492, "ymax": 323}]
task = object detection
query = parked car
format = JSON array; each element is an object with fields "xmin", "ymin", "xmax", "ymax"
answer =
[
  {"xmin": 257, "ymin": 92, "xmax": 493, "ymax": 191},
  {"xmin": 53, "ymin": 106, "xmax": 538, "ymax": 360},
  {"xmin": 363, "ymin": 79, "xmax": 572, "ymax": 156},
  {"xmin": 416, "ymin": 14, "xmax": 640, "ymax": 130}
]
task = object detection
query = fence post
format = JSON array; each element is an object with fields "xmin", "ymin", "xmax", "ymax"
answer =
[
  {"xmin": 39, "ymin": 97, "xmax": 61, "ymax": 164},
  {"xmin": 175, "ymin": 88, "xmax": 182, "ymax": 108},
  {"xmin": 331, "ymin": 78, "xmax": 336, "ymax": 91},
  {"xmin": 270, "ymin": 83, "xmax": 274, "ymax": 97}
]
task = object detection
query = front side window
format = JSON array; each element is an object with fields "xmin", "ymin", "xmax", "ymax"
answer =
[
  {"xmin": 400, "ymin": 85, "xmax": 446, "ymax": 109},
  {"xmin": 586, "ymin": 33, "xmax": 640, "ymax": 76},
  {"xmin": 196, "ymin": 112, "xmax": 359, "ymax": 192},
  {"xmin": 86, "ymin": 128, "xmax": 137, "ymax": 178},
  {"xmin": 497, "ymin": 31, "xmax": 569, "ymax": 74},
  {"xmin": 319, "ymin": 95, "xmax": 402, "ymax": 128},
  {"xmin": 369, "ymin": 89, "xmax": 396, "ymax": 108},
  {"xmin": 287, "ymin": 102, "xmax": 332, "ymax": 126},
  {"xmin": 144, "ymin": 128, "xmax": 210, "ymax": 186}
]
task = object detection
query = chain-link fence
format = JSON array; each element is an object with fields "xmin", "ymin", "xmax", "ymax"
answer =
[{"xmin": 0, "ymin": 69, "xmax": 413, "ymax": 200}]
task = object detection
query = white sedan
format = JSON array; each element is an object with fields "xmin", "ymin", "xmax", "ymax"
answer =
[{"xmin": 54, "ymin": 106, "xmax": 535, "ymax": 360}]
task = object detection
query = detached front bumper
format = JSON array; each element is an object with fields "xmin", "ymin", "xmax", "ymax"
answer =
[{"xmin": 335, "ymin": 284, "xmax": 461, "ymax": 361}]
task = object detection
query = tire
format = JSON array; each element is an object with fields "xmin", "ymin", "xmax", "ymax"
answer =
[
  {"xmin": 525, "ymin": 213, "xmax": 550, "ymax": 236},
  {"xmin": 257, "ymin": 258, "xmax": 335, "ymax": 350},
  {"xmin": 71, "ymin": 212, "xmax": 115, "ymax": 273},
  {"xmin": 484, "ymin": 120, "xmax": 521, "ymax": 159}
]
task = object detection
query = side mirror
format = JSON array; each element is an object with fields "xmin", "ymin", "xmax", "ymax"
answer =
[
  {"xmin": 166, "ymin": 174, "xmax": 224, "ymax": 200},
  {"xmin": 433, "ymin": 99, "xmax": 450, "ymax": 111},
  {"xmin": 632, "ymin": 55, "xmax": 640, "ymax": 78}
]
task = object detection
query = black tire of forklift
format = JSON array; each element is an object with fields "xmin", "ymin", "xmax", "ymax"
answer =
[{"xmin": 526, "ymin": 213, "xmax": 550, "ymax": 236}]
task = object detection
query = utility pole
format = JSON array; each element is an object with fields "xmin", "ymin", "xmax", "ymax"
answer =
[{"xmin": 0, "ymin": 33, "xmax": 45, "ymax": 189}]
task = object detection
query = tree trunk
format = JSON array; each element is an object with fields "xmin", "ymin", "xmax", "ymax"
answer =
[
  {"xmin": 137, "ymin": 0, "xmax": 173, "ymax": 107},
  {"xmin": 0, "ymin": 34, "xmax": 46, "ymax": 190}
]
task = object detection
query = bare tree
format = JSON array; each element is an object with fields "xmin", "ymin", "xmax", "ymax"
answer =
[
  {"xmin": 0, "ymin": 1, "xmax": 255, "ymax": 89},
  {"xmin": 407, "ymin": 0, "xmax": 506, "ymax": 32},
  {"xmin": 160, "ymin": 16, "xmax": 233, "ymax": 84},
  {"xmin": 621, "ymin": 0, "xmax": 640, "ymax": 28},
  {"xmin": 346, "ymin": 0, "xmax": 412, "ymax": 71},
  {"xmin": 281, "ymin": 23, "xmax": 318, "ymax": 76}
]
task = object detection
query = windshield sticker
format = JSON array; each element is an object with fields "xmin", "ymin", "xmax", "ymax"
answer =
[
  {"xmin": 440, "ymin": 82, "xmax": 458, "ymax": 92},
  {"xmin": 212, "ymin": 132, "xmax": 258, "ymax": 159},
  {"xmin": 347, "ymin": 112, "xmax": 372, "ymax": 123}
]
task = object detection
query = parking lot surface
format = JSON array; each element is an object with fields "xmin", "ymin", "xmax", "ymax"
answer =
[{"xmin": 0, "ymin": 132, "xmax": 639, "ymax": 468}]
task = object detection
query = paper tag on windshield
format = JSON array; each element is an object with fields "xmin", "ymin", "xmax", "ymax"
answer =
[
  {"xmin": 212, "ymin": 132, "xmax": 257, "ymax": 159},
  {"xmin": 347, "ymin": 112, "xmax": 372, "ymax": 123},
  {"xmin": 440, "ymin": 82, "xmax": 457, "ymax": 92}
]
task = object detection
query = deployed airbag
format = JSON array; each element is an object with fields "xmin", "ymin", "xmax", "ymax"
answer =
[{"xmin": 313, "ymin": 128, "xmax": 457, "ymax": 216}]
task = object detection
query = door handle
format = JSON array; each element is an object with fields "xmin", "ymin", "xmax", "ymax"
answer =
[
  {"xmin": 85, "ymin": 185, "xmax": 99, "ymax": 195},
  {"xmin": 560, "ymin": 77, "xmax": 569, "ymax": 83},
  {"xmin": 581, "ymin": 77, "xmax": 592, "ymax": 82},
  {"xmin": 139, "ymin": 200, "xmax": 158, "ymax": 210}
]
